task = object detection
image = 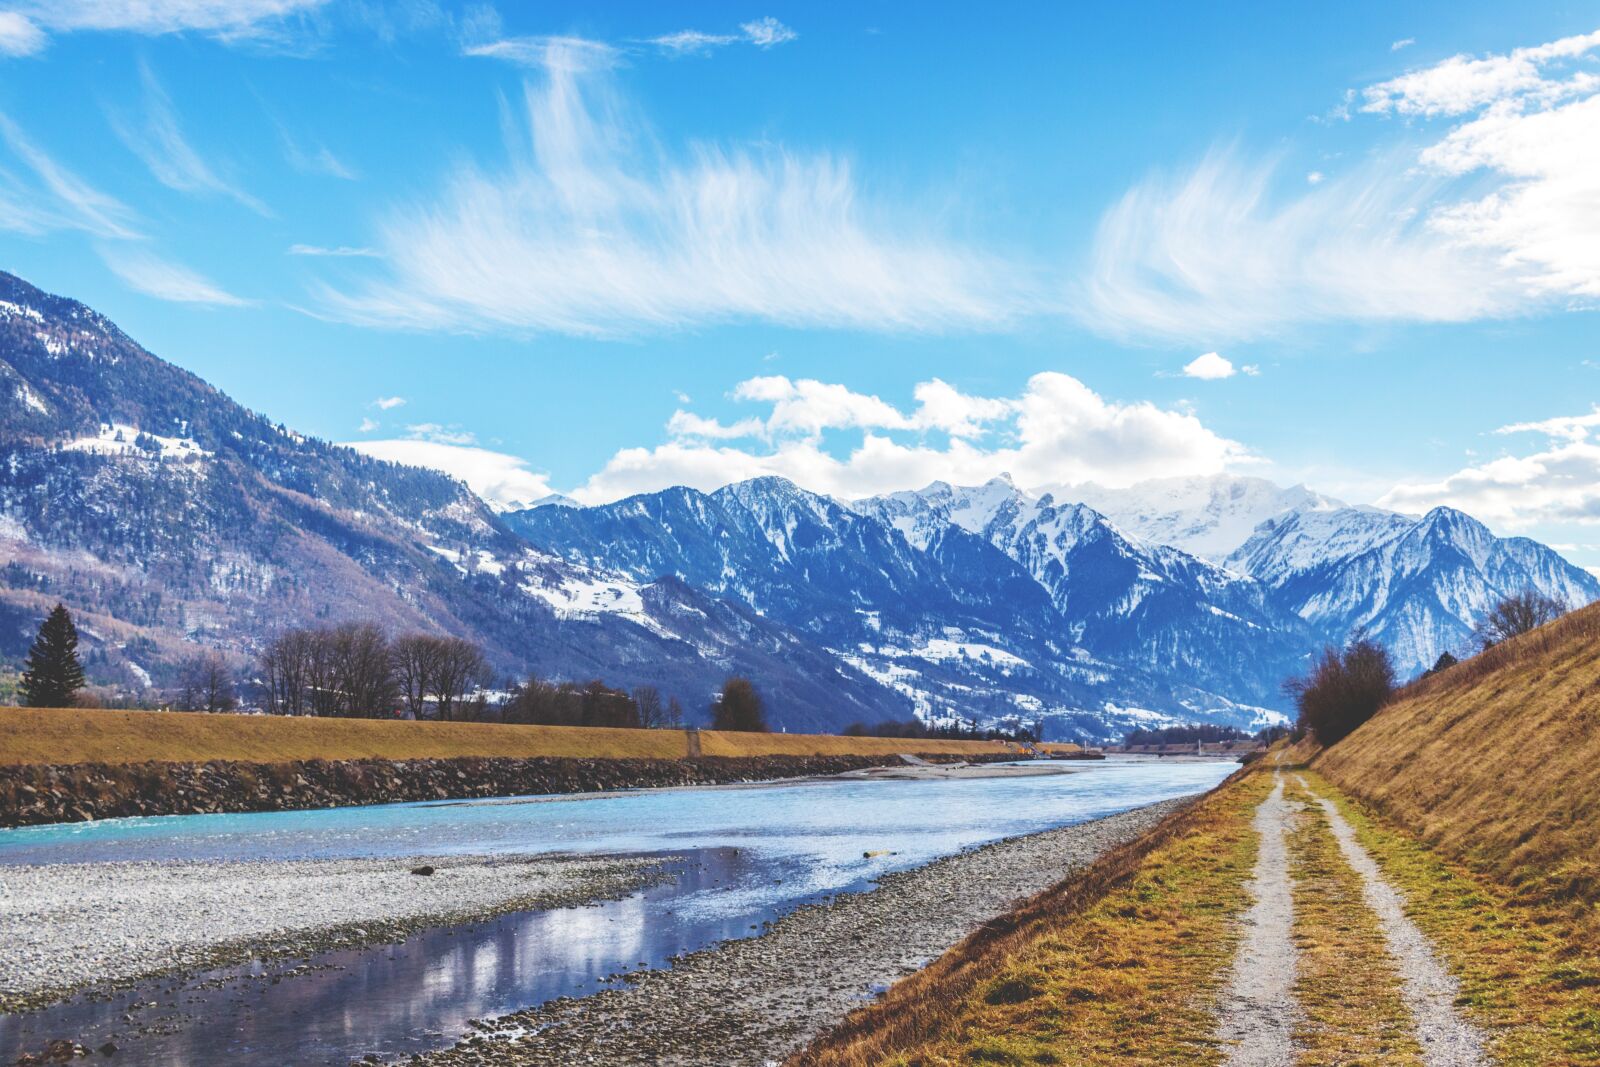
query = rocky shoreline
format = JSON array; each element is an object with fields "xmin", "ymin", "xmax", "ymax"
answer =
[
  {"xmin": 0, "ymin": 752, "xmax": 1015, "ymax": 828},
  {"xmin": 0, "ymin": 851, "xmax": 673, "ymax": 1017}
]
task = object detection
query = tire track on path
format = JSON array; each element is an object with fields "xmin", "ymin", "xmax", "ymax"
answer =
[
  {"xmin": 1217, "ymin": 772, "xmax": 1301, "ymax": 1066},
  {"xmin": 1296, "ymin": 775, "xmax": 1489, "ymax": 1067}
]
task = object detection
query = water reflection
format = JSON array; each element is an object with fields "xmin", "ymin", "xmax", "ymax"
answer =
[{"xmin": 0, "ymin": 848, "xmax": 813, "ymax": 1067}]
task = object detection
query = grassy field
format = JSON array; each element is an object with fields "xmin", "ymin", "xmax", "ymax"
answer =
[{"xmin": 0, "ymin": 706, "xmax": 1040, "ymax": 766}]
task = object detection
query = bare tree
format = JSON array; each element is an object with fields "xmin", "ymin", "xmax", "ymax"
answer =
[
  {"xmin": 1474, "ymin": 591, "xmax": 1566, "ymax": 649},
  {"xmin": 430, "ymin": 637, "xmax": 487, "ymax": 721},
  {"xmin": 664, "ymin": 695, "xmax": 685, "ymax": 729},
  {"xmin": 331, "ymin": 623, "xmax": 398, "ymax": 717},
  {"xmin": 633, "ymin": 685, "xmax": 665, "ymax": 728},
  {"xmin": 391, "ymin": 633, "xmax": 444, "ymax": 719},
  {"xmin": 260, "ymin": 629, "xmax": 314, "ymax": 715},
  {"xmin": 710, "ymin": 677, "xmax": 769, "ymax": 732},
  {"xmin": 176, "ymin": 652, "xmax": 236, "ymax": 713}
]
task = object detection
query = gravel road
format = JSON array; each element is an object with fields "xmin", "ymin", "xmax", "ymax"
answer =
[
  {"xmin": 1216, "ymin": 773, "xmax": 1301, "ymax": 1066},
  {"xmin": 410, "ymin": 798, "xmax": 1192, "ymax": 1067},
  {"xmin": 0, "ymin": 853, "xmax": 668, "ymax": 1013}
]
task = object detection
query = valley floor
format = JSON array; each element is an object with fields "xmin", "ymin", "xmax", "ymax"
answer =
[{"xmin": 792, "ymin": 760, "xmax": 1600, "ymax": 1067}]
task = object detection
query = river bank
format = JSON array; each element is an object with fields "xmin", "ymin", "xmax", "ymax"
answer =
[
  {"xmin": 409, "ymin": 797, "xmax": 1192, "ymax": 1067},
  {"xmin": 0, "ymin": 752, "xmax": 1018, "ymax": 828},
  {"xmin": 0, "ymin": 852, "xmax": 672, "ymax": 1015}
]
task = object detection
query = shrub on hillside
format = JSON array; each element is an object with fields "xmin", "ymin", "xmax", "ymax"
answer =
[
  {"xmin": 1284, "ymin": 638, "xmax": 1395, "ymax": 746},
  {"xmin": 1473, "ymin": 590, "xmax": 1567, "ymax": 649}
]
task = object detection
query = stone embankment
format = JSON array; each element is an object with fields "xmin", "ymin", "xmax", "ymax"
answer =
[{"xmin": 0, "ymin": 752, "xmax": 1013, "ymax": 828}]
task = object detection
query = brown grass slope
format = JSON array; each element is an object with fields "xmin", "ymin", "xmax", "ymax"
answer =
[
  {"xmin": 0, "ymin": 706, "xmax": 1036, "ymax": 766},
  {"xmin": 1315, "ymin": 600, "xmax": 1600, "ymax": 908}
]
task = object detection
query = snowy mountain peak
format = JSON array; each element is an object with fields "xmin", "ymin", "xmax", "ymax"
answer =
[{"xmin": 1067, "ymin": 473, "xmax": 1347, "ymax": 562}]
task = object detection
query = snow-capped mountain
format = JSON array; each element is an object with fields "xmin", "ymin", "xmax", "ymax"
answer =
[
  {"xmin": 1227, "ymin": 504, "xmax": 1600, "ymax": 674},
  {"xmin": 0, "ymin": 271, "xmax": 906, "ymax": 732},
  {"xmin": 511, "ymin": 476, "xmax": 1304, "ymax": 736},
  {"xmin": 6, "ymin": 268, "xmax": 1596, "ymax": 740},
  {"xmin": 854, "ymin": 478, "xmax": 1312, "ymax": 710},
  {"xmin": 1067, "ymin": 474, "xmax": 1344, "ymax": 562}
]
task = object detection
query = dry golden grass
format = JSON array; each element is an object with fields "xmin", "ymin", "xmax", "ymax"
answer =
[
  {"xmin": 789, "ymin": 768, "xmax": 1264, "ymax": 1067},
  {"xmin": 0, "ymin": 706, "xmax": 1020, "ymax": 766},
  {"xmin": 1284, "ymin": 777, "xmax": 1422, "ymax": 1066},
  {"xmin": 1315, "ymin": 600, "xmax": 1600, "ymax": 911}
]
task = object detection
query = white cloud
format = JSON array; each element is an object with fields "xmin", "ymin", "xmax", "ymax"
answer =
[
  {"xmin": 1392, "ymin": 38, "xmax": 1415, "ymax": 52},
  {"xmin": 98, "ymin": 246, "xmax": 247, "ymax": 306},
  {"xmin": 1081, "ymin": 149, "xmax": 1519, "ymax": 341},
  {"xmin": 464, "ymin": 34, "xmax": 619, "ymax": 72},
  {"xmin": 288, "ymin": 243, "xmax": 379, "ymax": 257},
  {"xmin": 1085, "ymin": 28, "xmax": 1600, "ymax": 341},
  {"xmin": 372, "ymin": 395, "xmax": 407, "ymax": 410},
  {"xmin": 314, "ymin": 43, "xmax": 1028, "ymax": 336},
  {"xmin": 650, "ymin": 29, "xmax": 737, "ymax": 56},
  {"xmin": 571, "ymin": 371, "xmax": 1248, "ymax": 504},
  {"xmin": 348, "ymin": 438, "xmax": 555, "ymax": 511},
  {"xmin": 1306, "ymin": 170, "xmax": 1325, "ymax": 185},
  {"xmin": 0, "ymin": 111, "xmax": 141, "ymax": 238},
  {"xmin": 0, "ymin": 12, "xmax": 45, "ymax": 55},
  {"xmin": 1182, "ymin": 352, "xmax": 1236, "ymax": 379},
  {"xmin": 740, "ymin": 17, "xmax": 796, "ymax": 48},
  {"xmin": 282, "ymin": 137, "xmax": 357, "ymax": 180},
  {"xmin": 357, "ymin": 417, "xmax": 379, "ymax": 433},
  {"xmin": 1380, "ymin": 405, "xmax": 1600, "ymax": 526},
  {"xmin": 112, "ymin": 62, "xmax": 268, "ymax": 213},
  {"xmin": 5, "ymin": 0, "xmax": 327, "ymax": 51},
  {"xmin": 648, "ymin": 17, "xmax": 795, "ymax": 56},
  {"xmin": 1361, "ymin": 30, "xmax": 1600, "ymax": 117}
]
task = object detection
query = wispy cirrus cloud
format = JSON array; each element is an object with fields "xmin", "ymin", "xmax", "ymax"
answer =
[
  {"xmin": 648, "ymin": 16, "xmax": 796, "ymax": 56},
  {"xmin": 98, "ymin": 245, "xmax": 249, "ymax": 306},
  {"xmin": 0, "ymin": 0, "xmax": 328, "ymax": 56},
  {"xmin": 0, "ymin": 11, "xmax": 45, "ymax": 56},
  {"xmin": 313, "ymin": 40, "xmax": 1032, "ymax": 337},
  {"xmin": 111, "ymin": 62, "xmax": 268, "ymax": 213},
  {"xmin": 0, "ymin": 110, "xmax": 141, "ymax": 238},
  {"xmin": 571, "ymin": 372, "xmax": 1246, "ymax": 504},
  {"xmin": 1082, "ymin": 27, "xmax": 1600, "ymax": 342},
  {"xmin": 288, "ymin": 243, "xmax": 379, "ymax": 257}
]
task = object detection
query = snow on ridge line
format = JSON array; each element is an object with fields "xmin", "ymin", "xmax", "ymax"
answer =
[{"xmin": 63, "ymin": 423, "xmax": 211, "ymax": 460}]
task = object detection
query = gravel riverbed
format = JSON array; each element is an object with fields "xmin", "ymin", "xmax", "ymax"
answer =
[
  {"xmin": 0, "ymin": 852, "xmax": 669, "ymax": 1013},
  {"xmin": 413, "ymin": 797, "xmax": 1191, "ymax": 1067}
]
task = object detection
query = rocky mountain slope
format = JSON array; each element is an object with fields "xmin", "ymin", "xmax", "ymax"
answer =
[
  {"xmin": 0, "ymin": 271, "xmax": 906, "ymax": 732},
  {"xmin": 1227, "ymin": 503, "xmax": 1600, "ymax": 674}
]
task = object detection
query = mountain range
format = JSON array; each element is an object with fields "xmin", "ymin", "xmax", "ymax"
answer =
[{"xmin": 3, "ymin": 270, "xmax": 1595, "ymax": 740}]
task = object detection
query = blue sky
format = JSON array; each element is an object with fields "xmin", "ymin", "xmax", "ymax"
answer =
[{"xmin": 3, "ymin": 2, "xmax": 1600, "ymax": 561}]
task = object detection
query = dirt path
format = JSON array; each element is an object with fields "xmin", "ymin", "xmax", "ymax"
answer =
[
  {"xmin": 1216, "ymin": 773, "xmax": 1301, "ymax": 1066},
  {"xmin": 1297, "ymin": 776, "xmax": 1489, "ymax": 1067}
]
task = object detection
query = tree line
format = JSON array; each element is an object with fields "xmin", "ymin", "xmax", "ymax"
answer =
[{"xmin": 13, "ymin": 603, "xmax": 778, "ymax": 732}]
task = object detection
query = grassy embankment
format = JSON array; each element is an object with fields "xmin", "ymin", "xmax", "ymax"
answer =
[
  {"xmin": 0, "ymin": 705, "xmax": 1054, "ymax": 766},
  {"xmin": 796, "ymin": 601, "xmax": 1600, "ymax": 1066}
]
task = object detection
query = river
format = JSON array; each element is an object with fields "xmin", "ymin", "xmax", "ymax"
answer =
[{"xmin": 0, "ymin": 757, "xmax": 1233, "ymax": 1066}]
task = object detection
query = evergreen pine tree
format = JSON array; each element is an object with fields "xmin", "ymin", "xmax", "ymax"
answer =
[{"xmin": 19, "ymin": 603, "xmax": 86, "ymax": 708}]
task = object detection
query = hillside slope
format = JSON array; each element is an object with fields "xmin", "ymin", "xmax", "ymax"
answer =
[{"xmin": 1316, "ymin": 602, "xmax": 1600, "ymax": 904}]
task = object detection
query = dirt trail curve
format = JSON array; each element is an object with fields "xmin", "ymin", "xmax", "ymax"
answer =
[
  {"xmin": 1216, "ymin": 773, "xmax": 1301, "ymax": 1066},
  {"xmin": 1296, "ymin": 774, "xmax": 1489, "ymax": 1067}
]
